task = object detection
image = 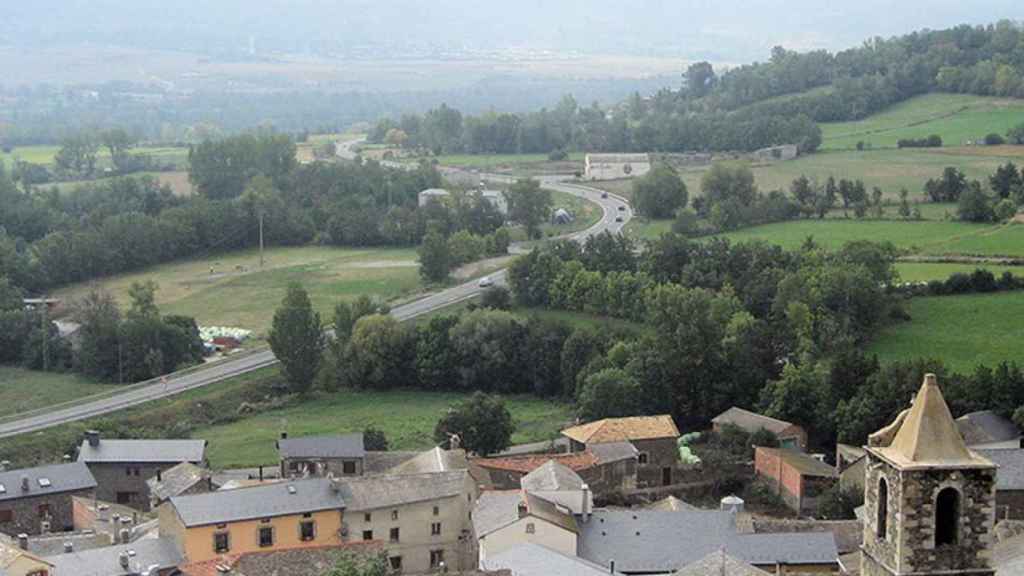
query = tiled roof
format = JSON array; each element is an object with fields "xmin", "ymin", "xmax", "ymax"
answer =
[
  {"xmin": 78, "ymin": 438, "xmax": 207, "ymax": 464},
  {"xmin": 334, "ymin": 470, "xmax": 468, "ymax": 512},
  {"xmin": 277, "ymin": 434, "xmax": 365, "ymax": 460},
  {"xmin": 870, "ymin": 375, "xmax": 995, "ymax": 470},
  {"xmin": 712, "ymin": 407, "xmax": 798, "ymax": 436},
  {"xmin": 562, "ymin": 415, "xmax": 680, "ymax": 444},
  {"xmin": 757, "ymin": 448, "xmax": 837, "ymax": 478},
  {"xmin": 0, "ymin": 540, "xmax": 53, "ymax": 571},
  {"xmin": 472, "ymin": 491, "xmax": 523, "ymax": 537},
  {"xmin": 473, "ymin": 452, "xmax": 599, "ymax": 474},
  {"xmin": 43, "ymin": 537, "xmax": 183, "ymax": 576},
  {"xmin": 170, "ymin": 477, "xmax": 346, "ymax": 527},
  {"xmin": 483, "ymin": 542, "xmax": 610, "ymax": 576},
  {"xmin": 957, "ymin": 411, "xmax": 1021, "ymax": 446},
  {"xmin": 147, "ymin": 462, "xmax": 212, "ymax": 502},
  {"xmin": 0, "ymin": 462, "xmax": 96, "ymax": 502}
]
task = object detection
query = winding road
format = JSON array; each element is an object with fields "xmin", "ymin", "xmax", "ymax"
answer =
[{"xmin": 0, "ymin": 153, "xmax": 631, "ymax": 439}]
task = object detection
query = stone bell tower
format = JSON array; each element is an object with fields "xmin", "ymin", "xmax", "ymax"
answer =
[{"xmin": 861, "ymin": 374, "xmax": 997, "ymax": 576}]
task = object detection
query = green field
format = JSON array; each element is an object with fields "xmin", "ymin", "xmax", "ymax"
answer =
[
  {"xmin": 510, "ymin": 189, "xmax": 602, "ymax": 242},
  {"xmin": 0, "ymin": 367, "xmax": 118, "ymax": 418},
  {"xmin": 869, "ymin": 291, "xmax": 1024, "ymax": 372},
  {"xmin": 821, "ymin": 94, "xmax": 1024, "ymax": 151},
  {"xmin": 53, "ymin": 246, "xmax": 423, "ymax": 337},
  {"xmin": 894, "ymin": 262, "xmax": 1022, "ymax": 283},
  {"xmin": 1, "ymin": 145, "xmax": 189, "ymax": 170},
  {"xmin": 194, "ymin": 389, "xmax": 574, "ymax": 468}
]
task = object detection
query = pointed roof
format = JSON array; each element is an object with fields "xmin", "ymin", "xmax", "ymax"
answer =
[
  {"xmin": 521, "ymin": 460, "xmax": 585, "ymax": 492},
  {"xmin": 562, "ymin": 415, "xmax": 680, "ymax": 444},
  {"xmin": 869, "ymin": 374, "xmax": 995, "ymax": 470},
  {"xmin": 673, "ymin": 549, "xmax": 767, "ymax": 576}
]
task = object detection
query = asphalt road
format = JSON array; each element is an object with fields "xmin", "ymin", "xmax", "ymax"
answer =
[{"xmin": 0, "ymin": 154, "xmax": 630, "ymax": 439}]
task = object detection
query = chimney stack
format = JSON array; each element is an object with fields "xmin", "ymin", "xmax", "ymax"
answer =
[
  {"xmin": 17, "ymin": 534, "xmax": 28, "ymax": 550},
  {"xmin": 118, "ymin": 552, "xmax": 130, "ymax": 570},
  {"xmin": 156, "ymin": 469, "xmax": 162, "ymax": 482},
  {"xmin": 581, "ymin": 484, "xmax": 591, "ymax": 522},
  {"xmin": 85, "ymin": 430, "xmax": 100, "ymax": 447},
  {"xmin": 120, "ymin": 528, "xmax": 131, "ymax": 544},
  {"xmin": 609, "ymin": 559, "xmax": 616, "ymax": 574},
  {"xmin": 20, "ymin": 476, "xmax": 29, "ymax": 492},
  {"xmin": 63, "ymin": 542, "xmax": 73, "ymax": 553}
]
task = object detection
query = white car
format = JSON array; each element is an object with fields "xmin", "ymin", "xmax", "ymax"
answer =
[{"xmin": 478, "ymin": 276, "xmax": 494, "ymax": 288}]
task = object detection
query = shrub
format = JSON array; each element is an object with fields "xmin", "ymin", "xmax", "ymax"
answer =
[
  {"xmin": 480, "ymin": 286, "xmax": 512, "ymax": 310},
  {"xmin": 548, "ymin": 148, "xmax": 568, "ymax": 161},
  {"xmin": 985, "ymin": 133, "xmax": 1006, "ymax": 146},
  {"xmin": 995, "ymin": 198, "xmax": 1018, "ymax": 222}
]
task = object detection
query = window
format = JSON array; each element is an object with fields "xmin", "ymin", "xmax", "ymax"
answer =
[
  {"xmin": 936, "ymin": 487, "xmax": 960, "ymax": 546},
  {"xmin": 362, "ymin": 530, "xmax": 373, "ymax": 541},
  {"xmin": 258, "ymin": 526, "xmax": 274, "ymax": 548},
  {"xmin": 391, "ymin": 510, "xmax": 399, "ymax": 521},
  {"xmin": 638, "ymin": 453, "xmax": 649, "ymax": 465},
  {"xmin": 430, "ymin": 549, "xmax": 445, "ymax": 569},
  {"xmin": 431, "ymin": 522, "xmax": 441, "ymax": 536},
  {"xmin": 289, "ymin": 461, "xmax": 299, "ymax": 471},
  {"xmin": 302, "ymin": 512, "xmax": 312, "ymax": 518},
  {"xmin": 389, "ymin": 527, "xmax": 400, "ymax": 543},
  {"xmin": 342, "ymin": 461, "xmax": 357, "ymax": 475},
  {"xmin": 364, "ymin": 512, "xmax": 372, "ymax": 522},
  {"xmin": 525, "ymin": 522, "xmax": 535, "ymax": 534},
  {"xmin": 877, "ymin": 478, "xmax": 889, "ymax": 540},
  {"xmin": 214, "ymin": 532, "xmax": 230, "ymax": 553},
  {"xmin": 116, "ymin": 492, "xmax": 136, "ymax": 505},
  {"xmin": 433, "ymin": 505, "xmax": 440, "ymax": 516},
  {"xmin": 0, "ymin": 509, "xmax": 12, "ymax": 523},
  {"xmin": 300, "ymin": 520, "xmax": 316, "ymax": 541},
  {"xmin": 389, "ymin": 556, "xmax": 402, "ymax": 570}
]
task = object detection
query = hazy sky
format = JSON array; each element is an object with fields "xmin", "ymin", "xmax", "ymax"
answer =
[{"xmin": 2, "ymin": 1, "xmax": 1020, "ymax": 61}]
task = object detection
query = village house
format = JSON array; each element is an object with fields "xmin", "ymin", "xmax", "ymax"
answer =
[
  {"xmin": 754, "ymin": 447, "xmax": 838, "ymax": 516},
  {"xmin": 0, "ymin": 462, "xmax": 97, "ymax": 537},
  {"xmin": 43, "ymin": 537, "xmax": 184, "ymax": 576},
  {"xmin": 158, "ymin": 477, "xmax": 347, "ymax": 565},
  {"xmin": 176, "ymin": 543, "xmax": 382, "ymax": 576},
  {"xmin": 583, "ymin": 154, "xmax": 651, "ymax": 181},
  {"xmin": 0, "ymin": 537, "xmax": 54, "ymax": 576},
  {"xmin": 277, "ymin": 433, "xmax": 366, "ymax": 478},
  {"xmin": 473, "ymin": 491, "xmax": 579, "ymax": 563},
  {"xmin": 956, "ymin": 410, "xmax": 1021, "ymax": 449},
  {"xmin": 473, "ymin": 447, "xmax": 636, "ymax": 498},
  {"xmin": 752, "ymin": 144, "xmax": 799, "ymax": 162},
  {"xmin": 477, "ymin": 190, "xmax": 508, "ymax": 215},
  {"xmin": 519, "ymin": 461, "xmax": 593, "ymax": 515},
  {"xmin": 977, "ymin": 448, "xmax": 1024, "ymax": 520},
  {"xmin": 77, "ymin": 431, "xmax": 207, "ymax": 512},
  {"xmin": 836, "ymin": 443, "xmax": 868, "ymax": 493},
  {"xmin": 712, "ymin": 406, "xmax": 808, "ymax": 451},
  {"xmin": 480, "ymin": 542, "xmax": 607, "ymax": 576},
  {"xmin": 146, "ymin": 462, "xmax": 218, "ymax": 510},
  {"xmin": 562, "ymin": 415, "xmax": 679, "ymax": 487}
]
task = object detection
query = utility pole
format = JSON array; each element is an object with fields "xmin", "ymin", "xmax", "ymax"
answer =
[{"xmin": 259, "ymin": 210, "xmax": 265, "ymax": 268}]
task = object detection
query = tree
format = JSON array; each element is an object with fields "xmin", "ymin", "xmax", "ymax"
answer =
[
  {"xmin": 990, "ymin": 162, "xmax": 1021, "ymax": 199},
  {"xmin": 433, "ymin": 392, "xmax": 515, "ymax": 456},
  {"xmin": 415, "ymin": 315, "xmax": 460, "ymax": 391},
  {"xmin": 73, "ymin": 289, "xmax": 123, "ymax": 382},
  {"xmin": 506, "ymin": 179, "xmax": 552, "ymax": 239},
  {"xmin": 577, "ymin": 368, "xmax": 646, "ymax": 421},
  {"xmin": 54, "ymin": 134, "xmax": 99, "ymax": 178},
  {"xmin": 957, "ymin": 181, "xmax": 994, "ymax": 223},
  {"xmin": 327, "ymin": 550, "xmax": 391, "ymax": 576},
  {"xmin": 418, "ymin": 230, "xmax": 451, "ymax": 283},
  {"xmin": 127, "ymin": 280, "xmax": 160, "ymax": 319},
  {"xmin": 685, "ymin": 61, "xmax": 716, "ymax": 98},
  {"xmin": 267, "ymin": 283, "xmax": 324, "ymax": 395},
  {"xmin": 100, "ymin": 129, "xmax": 136, "ymax": 174},
  {"xmin": 347, "ymin": 314, "xmax": 416, "ymax": 390},
  {"xmin": 898, "ymin": 188, "xmax": 912, "ymax": 219},
  {"xmin": 363, "ymin": 427, "xmax": 389, "ymax": 451},
  {"xmin": 1007, "ymin": 123, "xmax": 1024, "ymax": 145},
  {"xmin": 632, "ymin": 164, "xmax": 688, "ymax": 219},
  {"xmin": 924, "ymin": 167, "xmax": 968, "ymax": 203},
  {"xmin": 480, "ymin": 286, "xmax": 512, "ymax": 310}
]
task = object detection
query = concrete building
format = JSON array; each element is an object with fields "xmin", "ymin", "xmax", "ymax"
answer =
[
  {"xmin": 752, "ymin": 144, "xmax": 799, "ymax": 162},
  {"xmin": 712, "ymin": 406, "xmax": 808, "ymax": 451},
  {"xmin": 335, "ymin": 470, "xmax": 478, "ymax": 573},
  {"xmin": 562, "ymin": 415, "xmax": 680, "ymax": 488},
  {"xmin": 77, "ymin": 431, "xmax": 207, "ymax": 512},
  {"xmin": 277, "ymin": 433, "xmax": 365, "ymax": 479},
  {"xmin": 754, "ymin": 447, "xmax": 838, "ymax": 516},
  {"xmin": 583, "ymin": 154, "xmax": 651, "ymax": 181},
  {"xmin": 146, "ymin": 462, "xmax": 217, "ymax": 510},
  {"xmin": 418, "ymin": 188, "xmax": 451, "ymax": 207},
  {"xmin": 956, "ymin": 410, "xmax": 1021, "ymax": 449},
  {"xmin": 0, "ymin": 538, "xmax": 54, "ymax": 576},
  {"xmin": 0, "ymin": 462, "xmax": 97, "ymax": 537},
  {"xmin": 473, "ymin": 491, "xmax": 578, "ymax": 563},
  {"xmin": 159, "ymin": 477, "xmax": 346, "ymax": 565},
  {"xmin": 861, "ymin": 374, "xmax": 997, "ymax": 576}
]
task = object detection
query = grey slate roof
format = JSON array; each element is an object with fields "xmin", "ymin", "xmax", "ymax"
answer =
[
  {"xmin": 277, "ymin": 433, "xmax": 365, "ymax": 460},
  {"xmin": 524, "ymin": 492, "xmax": 577, "ymax": 534},
  {"xmin": 521, "ymin": 460, "xmax": 585, "ymax": 492},
  {"xmin": 473, "ymin": 491, "xmax": 524, "ymax": 537},
  {"xmin": 713, "ymin": 407, "xmax": 799, "ymax": 436},
  {"xmin": 44, "ymin": 537, "xmax": 183, "ymax": 576},
  {"xmin": 579, "ymin": 509, "xmax": 838, "ymax": 573},
  {"xmin": 146, "ymin": 462, "xmax": 212, "ymax": 502},
  {"xmin": 482, "ymin": 542, "xmax": 610, "ymax": 576},
  {"xmin": 336, "ymin": 470, "xmax": 467, "ymax": 511},
  {"xmin": 646, "ymin": 495, "xmax": 700, "ymax": 512},
  {"xmin": 674, "ymin": 550, "xmax": 767, "ymax": 576},
  {"xmin": 78, "ymin": 439, "xmax": 206, "ymax": 464},
  {"xmin": 0, "ymin": 462, "xmax": 96, "ymax": 502},
  {"xmin": 170, "ymin": 477, "xmax": 346, "ymax": 527},
  {"xmin": 958, "ymin": 411, "xmax": 1021, "ymax": 446},
  {"xmin": 589, "ymin": 441, "xmax": 638, "ymax": 464},
  {"xmin": 979, "ymin": 449, "xmax": 1024, "ymax": 490},
  {"xmin": 388, "ymin": 447, "xmax": 468, "ymax": 475}
]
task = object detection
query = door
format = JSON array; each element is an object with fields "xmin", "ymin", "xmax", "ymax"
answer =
[{"xmin": 662, "ymin": 467, "xmax": 672, "ymax": 486}]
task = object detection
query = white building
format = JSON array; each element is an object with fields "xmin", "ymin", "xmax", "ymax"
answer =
[
  {"xmin": 584, "ymin": 154, "xmax": 651, "ymax": 181},
  {"xmin": 478, "ymin": 190, "xmax": 508, "ymax": 215},
  {"xmin": 418, "ymin": 188, "xmax": 451, "ymax": 207}
]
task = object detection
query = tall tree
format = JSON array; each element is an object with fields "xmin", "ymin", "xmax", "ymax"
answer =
[
  {"xmin": 506, "ymin": 179, "xmax": 552, "ymax": 240},
  {"xmin": 433, "ymin": 392, "xmax": 515, "ymax": 456},
  {"xmin": 268, "ymin": 283, "xmax": 324, "ymax": 395},
  {"xmin": 418, "ymin": 229, "xmax": 451, "ymax": 283},
  {"xmin": 632, "ymin": 164, "xmax": 688, "ymax": 219}
]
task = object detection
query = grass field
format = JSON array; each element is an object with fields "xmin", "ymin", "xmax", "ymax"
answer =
[
  {"xmin": 55, "ymin": 171, "xmax": 194, "ymax": 196},
  {"xmin": 0, "ymin": 367, "xmax": 118, "ymax": 418},
  {"xmin": 1, "ymin": 145, "xmax": 189, "ymax": 170},
  {"xmin": 894, "ymin": 263, "xmax": 1022, "ymax": 282},
  {"xmin": 869, "ymin": 291, "xmax": 1024, "ymax": 372},
  {"xmin": 194, "ymin": 389, "xmax": 574, "ymax": 468},
  {"xmin": 821, "ymin": 94, "xmax": 1024, "ymax": 151},
  {"xmin": 53, "ymin": 246, "xmax": 423, "ymax": 337}
]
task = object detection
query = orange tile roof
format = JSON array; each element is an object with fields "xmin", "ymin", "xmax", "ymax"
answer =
[
  {"xmin": 561, "ymin": 415, "xmax": 680, "ymax": 444},
  {"xmin": 473, "ymin": 453, "xmax": 599, "ymax": 474}
]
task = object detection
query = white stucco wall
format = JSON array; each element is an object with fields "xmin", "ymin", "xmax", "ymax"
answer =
[{"xmin": 478, "ymin": 516, "xmax": 576, "ymax": 564}]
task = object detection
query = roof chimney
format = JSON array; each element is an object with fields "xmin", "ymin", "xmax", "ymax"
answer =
[
  {"xmin": 85, "ymin": 430, "xmax": 100, "ymax": 447},
  {"xmin": 581, "ymin": 483, "xmax": 591, "ymax": 523},
  {"xmin": 156, "ymin": 469, "xmax": 162, "ymax": 482},
  {"xmin": 118, "ymin": 551, "xmax": 130, "ymax": 570},
  {"xmin": 609, "ymin": 559, "xmax": 616, "ymax": 574},
  {"xmin": 63, "ymin": 454, "xmax": 71, "ymax": 462},
  {"xmin": 63, "ymin": 542, "xmax": 73, "ymax": 553},
  {"xmin": 120, "ymin": 528, "xmax": 131, "ymax": 544},
  {"xmin": 21, "ymin": 475, "xmax": 29, "ymax": 492},
  {"xmin": 517, "ymin": 501, "xmax": 528, "ymax": 519},
  {"xmin": 17, "ymin": 534, "xmax": 28, "ymax": 550}
]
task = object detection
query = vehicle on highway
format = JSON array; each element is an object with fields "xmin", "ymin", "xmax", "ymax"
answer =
[
  {"xmin": 615, "ymin": 216, "xmax": 624, "ymax": 222},
  {"xmin": 479, "ymin": 276, "xmax": 494, "ymax": 288},
  {"xmin": 618, "ymin": 205, "xmax": 625, "ymax": 211},
  {"xmin": 601, "ymin": 192, "xmax": 608, "ymax": 199}
]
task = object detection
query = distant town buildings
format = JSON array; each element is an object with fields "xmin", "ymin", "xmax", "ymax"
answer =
[{"xmin": 583, "ymin": 153, "xmax": 651, "ymax": 181}]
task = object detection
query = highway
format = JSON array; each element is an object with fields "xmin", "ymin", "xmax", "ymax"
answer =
[{"xmin": 0, "ymin": 154, "xmax": 630, "ymax": 439}]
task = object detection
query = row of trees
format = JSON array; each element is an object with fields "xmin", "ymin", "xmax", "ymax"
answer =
[{"xmin": 925, "ymin": 164, "xmax": 1024, "ymax": 222}]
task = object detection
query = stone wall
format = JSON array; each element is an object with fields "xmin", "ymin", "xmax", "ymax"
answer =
[
  {"xmin": 87, "ymin": 462, "xmax": 184, "ymax": 512},
  {"xmin": 632, "ymin": 438, "xmax": 679, "ymax": 488},
  {"xmin": 0, "ymin": 489, "xmax": 94, "ymax": 536},
  {"xmin": 996, "ymin": 490, "xmax": 1024, "ymax": 521},
  {"xmin": 280, "ymin": 457, "xmax": 364, "ymax": 479}
]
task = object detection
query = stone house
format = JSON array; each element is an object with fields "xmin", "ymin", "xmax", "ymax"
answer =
[
  {"xmin": 0, "ymin": 462, "xmax": 97, "ymax": 537},
  {"xmin": 77, "ymin": 431, "xmax": 207, "ymax": 512},
  {"xmin": 562, "ymin": 415, "xmax": 679, "ymax": 488},
  {"xmin": 158, "ymin": 477, "xmax": 347, "ymax": 565},
  {"xmin": 977, "ymin": 448, "xmax": 1024, "ymax": 520},
  {"xmin": 861, "ymin": 374, "xmax": 998, "ymax": 576},
  {"xmin": 472, "ymin": 448, "xmax": 636, "ymax": 499},
  {"xmin": 473, "ymin": 491, "xmax": 578, "ymax": 563},
  {"xmin": 0, "ymin": 538, "xmax": 55, "ymax": 576},
  {"xmin": 956, "ymin": 410, "xmax": 1021, "ymax": 449},
  {"xmin": 277, "ymin": 433, "xmax": 365, "ymax": 479},
  {"xmin": 755, "ymin": 447, "xmax": 837, "ymax": 516},
  {"xmin": 712, "ymin": 406, "xmax": 808, "ymax": 451},
  {"xmin": 478, "ymin": 190, "xmax": 508, "ymax": 215},
  {"xmin": 836, "ymin": 443, "xmax": 867, "ymax": 493},
  {"xmin": 147, "ymin": 462, "xmax": 218, "ymax": 510},
  {"xmin": 583, "ymin": 154, "xmax": 651, "ymax": 181}
]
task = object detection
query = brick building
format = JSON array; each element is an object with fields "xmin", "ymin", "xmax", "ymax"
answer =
[
  {"xmin": 562, "ymin": 415, "xmax": 679, "ymax": 488},
  {"xmin": 754, "ymin": 447, "xmax": 837, "ymax": 516},
  {"xmin": 0, "ymin": 462, "xmax": 97, "ymax": 537},
  {"xmin": 861, "ymin": 374, "xmax": 997, "ymax": 576},
  {"xmin": 77, "ymin": 431, "xmax": 207, "ymax": 512}
]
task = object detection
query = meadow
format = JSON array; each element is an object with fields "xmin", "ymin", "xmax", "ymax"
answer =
[
  {"xmin": 0, "ymin": 367, "xmax": 118, "ymax": 418},
  {"xmin": 195, "ymin": 388, "xmax": 572, "ymax": 468},
  {"xmin": 868, "ymin": 291, "xmax": 1024, "ymax": 373},
  {"xmin": 1, "ymin": 144, "xmax": 189, "ymax": 170}
]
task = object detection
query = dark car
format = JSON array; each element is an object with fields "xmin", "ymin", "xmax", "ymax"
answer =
[
  {"xmin": 601, "ymin": 192, "xmax": 609, "ymax": 199},
  {"xmin": 615, "ymin": 216, "xmax": 624, "ymax": 222},
  {"xmin": 618, "ymin": 205, "xmax": 625, "ymax": 211}
]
